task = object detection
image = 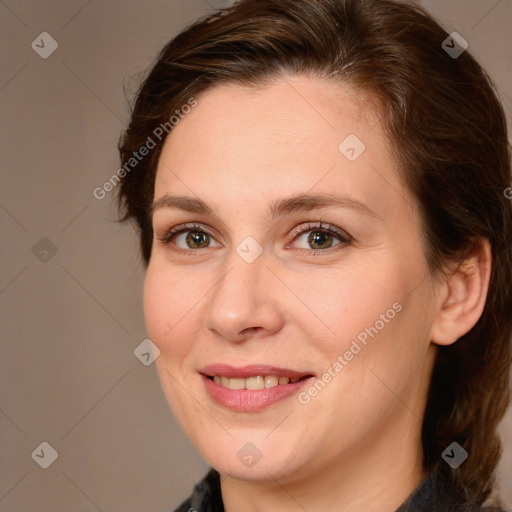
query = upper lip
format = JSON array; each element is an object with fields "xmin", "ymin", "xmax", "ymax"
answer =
[{"xmin": 200, "ymin": 364, "xmax": 314, "ymax": 379}]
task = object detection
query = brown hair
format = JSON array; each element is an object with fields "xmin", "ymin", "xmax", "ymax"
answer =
[{"xmin": 117, "ymin": 0, "xmax": 512, "ymax": 506}]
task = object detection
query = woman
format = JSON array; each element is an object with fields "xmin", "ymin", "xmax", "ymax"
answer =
[{"xmin": 116, "ymin": 0, "xmax": 512, "ymax": 510}]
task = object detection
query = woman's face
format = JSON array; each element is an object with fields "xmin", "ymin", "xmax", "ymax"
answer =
[{"xmin": 144, "ymin": 75, "xmax": 439, "ymax": 483}]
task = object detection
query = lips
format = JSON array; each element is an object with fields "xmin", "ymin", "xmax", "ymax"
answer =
[{"xmin": 200, "ymin": 364, "xmax": 314, "ymax": 411}]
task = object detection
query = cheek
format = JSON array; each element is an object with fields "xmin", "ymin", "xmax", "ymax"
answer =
[
  {"xmin": 295, "ymin": 255, "xmax": 430, "ymax": 407},
  {"xmin": 315, "ymin": 284, "xmax": 431, "ymax": 424},
  {"xmin": 143, "ymin": 265, "xmax": 201, "ymax": 421},
  {"xmin": 143, "ymin": 264, "xmax": 195, "ymax": 360},
  {"xmin": 295, "ymin": 258, "xmax": 407, "ymax": 352}
]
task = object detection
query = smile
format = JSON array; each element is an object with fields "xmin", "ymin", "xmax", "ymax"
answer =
[{"xmin": 200, "ymin": 364, "xmax": 314, "ymax": 411}]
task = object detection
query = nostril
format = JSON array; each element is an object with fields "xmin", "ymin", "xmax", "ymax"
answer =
[{"xmin": 242, "ymin": 326, "xmax": 261, "ymax": 335}]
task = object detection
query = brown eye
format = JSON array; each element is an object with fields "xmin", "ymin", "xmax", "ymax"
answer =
[
  {"xmin": 307, "ymin": 230, "xmax": 335, "ymax": 250},
  {"xmin": 157, "ymin": 223, "xmax": 222, "ymax": 252},
  {"xmin": 184, "ymin": 230, "xmax": 211, "ymax": 249},
  {"xmin": 290, "ymin": 222, "xmax": 351, "ymax": 252}
]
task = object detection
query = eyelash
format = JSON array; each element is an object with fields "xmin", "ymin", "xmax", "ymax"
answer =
[{"xmin": 155, "ymin": 221, "xmax": 352, "ymax": 256}]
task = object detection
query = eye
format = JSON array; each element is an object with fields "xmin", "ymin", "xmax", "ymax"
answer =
[
  {"xmin": 287, "ymin": 222, "xmax": 352, "ymax": 252},
  {"xmin": 156, "ymin": 223, "xmax": 221, "ymax": 252}
]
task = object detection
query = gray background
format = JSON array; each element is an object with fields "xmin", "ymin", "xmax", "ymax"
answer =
[{"xmin": 0, "ymin": 0, "xmax": 510, "ymax": 510}]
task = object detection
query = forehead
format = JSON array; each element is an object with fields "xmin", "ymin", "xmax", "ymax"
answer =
[
  {"xmin": 154, "ymin": 74, "xmax": 411, "ymax": 221},
  {"xmin": 159, "ymin": 75, "xmax": 377, "ymax": 165}
]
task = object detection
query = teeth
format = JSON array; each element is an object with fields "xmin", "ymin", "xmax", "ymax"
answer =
[
  {"xmin": 229, "ymin": 378, "xmax": 245, "ymax": 390},
  {"xmin": 245, "ymin": 376, "xmax": 264, "ymax": 390},
  {"xmin": 264, "ymin": 375, "xmax": 278, "ymax": 388},
  {"xmin": 212, "ymin": 375, "xmax": 302, "ymax": 390}
]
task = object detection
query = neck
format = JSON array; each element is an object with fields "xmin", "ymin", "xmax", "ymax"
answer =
[{"xmin": 220, "ymin": 414, "xmax": 425, "ymax": 512}]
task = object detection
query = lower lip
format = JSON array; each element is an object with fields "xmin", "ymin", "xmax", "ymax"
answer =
[{"xmin": 202, "ymin": 375, "xmax": 312, "ymax": 412}]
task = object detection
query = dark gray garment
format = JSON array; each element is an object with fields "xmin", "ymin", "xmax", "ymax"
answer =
[{"xmin": 173, "ymin": 466, "xmax": 507, "ymax": 512}]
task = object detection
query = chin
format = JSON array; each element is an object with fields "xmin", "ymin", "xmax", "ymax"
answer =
[
  {"xmin": 211, "ymin": 456, "xmax": 298, "ymax": 482},
  {"xmin": 194, "ymin": 433, "xmax": 306, "ymax": 482}
]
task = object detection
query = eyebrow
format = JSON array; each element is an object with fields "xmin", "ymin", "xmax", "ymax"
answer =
[{"xmin": 150, "ymin": 193, "xmax": 382, "ymax": 221}]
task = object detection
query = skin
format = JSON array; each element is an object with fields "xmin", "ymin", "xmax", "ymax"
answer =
[{"xmin": 144, "ymin": 74, "xmax": 491, "ymax": 512}]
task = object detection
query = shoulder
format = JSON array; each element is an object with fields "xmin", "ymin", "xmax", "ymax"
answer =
[{"xmin": 396, "ymin": 467, "xmax": 510, "ymax": 512}]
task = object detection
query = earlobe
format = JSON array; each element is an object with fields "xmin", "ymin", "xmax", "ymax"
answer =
[{"xmin": 430, "ymin": 239, "xmax": 492, "ymax": 346}]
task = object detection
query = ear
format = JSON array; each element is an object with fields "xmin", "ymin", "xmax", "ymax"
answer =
[{"xmin": 430, "ymin": 238, "xmax": 492, "ymax": 346}]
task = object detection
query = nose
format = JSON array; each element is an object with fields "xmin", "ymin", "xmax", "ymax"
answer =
[{"xmin": 203, "ymin": 249, "xmax": 284, "ymax": 343}]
